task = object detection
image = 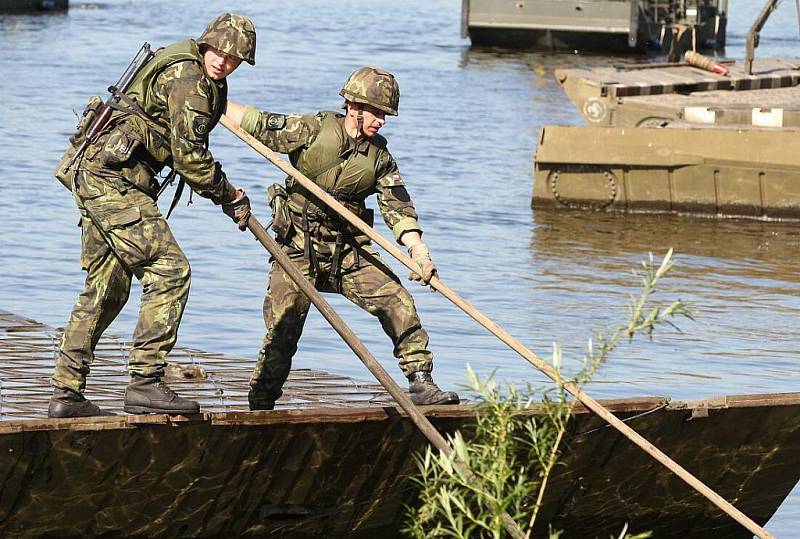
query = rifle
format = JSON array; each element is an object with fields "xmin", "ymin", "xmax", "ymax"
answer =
[{"xmin": 61, "ymin": 42, "xmax": 155, "ymax": 174}]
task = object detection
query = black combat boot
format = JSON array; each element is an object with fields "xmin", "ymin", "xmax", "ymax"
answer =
[
  {"xmin": 48, "ymin": 387, "xmax": 115, "ymax": 418},
  {"xmin": 248, "ymin": 383, "xmax": 281, "ymax": 411},
  {"xmin": 407, "ymin": 372, "xmax": 460, "ymax": 405},
  {"xmin": 123, "ymin": 374, "xmax": 200, "ymax": 415}
]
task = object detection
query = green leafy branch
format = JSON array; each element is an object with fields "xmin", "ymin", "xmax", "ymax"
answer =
[{"xmin": 405, "ymin": 250, "xmax": 691, "ymax": 539}]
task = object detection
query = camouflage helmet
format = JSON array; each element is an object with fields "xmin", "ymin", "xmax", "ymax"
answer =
[
  {"xmin": 339, "ymin": 66, "xmax": 400, "ymax": 116},
  {"xmin": 197, "ymin": 13, "xmax": 257, "ymax": 66}
]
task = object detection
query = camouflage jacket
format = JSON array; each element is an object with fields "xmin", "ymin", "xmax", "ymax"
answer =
[
  {"xmin": 241, "ymin": 108, "xmax": 421, "ymax": 243},
  {"xmin": 83, "ymin": 40, "xmax": 234, "ymax": 204}
]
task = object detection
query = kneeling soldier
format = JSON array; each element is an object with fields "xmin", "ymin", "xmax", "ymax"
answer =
[
  {"xmin": 226, "ymin": 66, "xmax": 459, "ymax": 410},
  {"xmin": 49, "ymin": 13, "xmax": 256, "ymax": 418}
]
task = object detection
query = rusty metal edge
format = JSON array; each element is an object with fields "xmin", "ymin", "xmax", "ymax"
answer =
[
  {"xmin": 0, "ymin": 405, "xmax": 478, "ymax": 434},
  {"xmin": 4, "ymin": 393, "xmax": 797, "ymax": 434},
  {"xmin": 672, "ymin": 391, "xmax": 800, "ymax": 411}
]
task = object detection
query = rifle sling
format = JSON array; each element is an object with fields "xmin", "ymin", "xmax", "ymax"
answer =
[{"xmin": 109, "ymin": 91, "xmax": 171, "ymax": 143}]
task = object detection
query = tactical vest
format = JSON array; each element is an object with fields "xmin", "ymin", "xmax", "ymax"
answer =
[
  {"xmin": 286, "ymin": 111, "xmax": 388, "ymax": 221},
  {"xmin": 283, "ymin": 111, "xmax": 390, "ymax": 289},
  {"xmin": 111, "ymin": 39, "xmax": 227, "ymax": 171}
]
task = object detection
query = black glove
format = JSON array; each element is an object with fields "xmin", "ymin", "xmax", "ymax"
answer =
[{"xmin": 222, "ymin": 188, "xmax": 251, "ymax": 231}]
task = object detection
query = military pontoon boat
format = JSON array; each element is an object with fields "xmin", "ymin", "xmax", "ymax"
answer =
[{"xmin": 1, "ymin": 309, "xmax": 797, "ymax": 537}]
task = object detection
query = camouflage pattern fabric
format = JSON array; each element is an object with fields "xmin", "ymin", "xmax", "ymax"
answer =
[
  {"xmin": 241, "ymin": 109, "xmax": 421, "ymax": 243},
  {"xmin": 339, "ymin": 66, "xmax": 400, "ymax": 116},
  {"xmin": 52, "ymin": 26, "xmax": 251, "ymax": 392},
  {"xmin": 197, "ymin": 12, "xmax": 256, "ymax": 65},
  {"xmin": 53, "ymin": 170, "xmax": 190, "ymax": 392},
  {"xmin": 97, "ymin": 39, "xmax": 234, "ymax": 203},
  {"xmin": 241, "ymin": 106, "xmax": 436, "ymax": 400},
  {"xmin": 251, "ymin": 245, "xmax": 433, "ymax": 400},
  {"xmin": 140, "ymin": 57, "xmax": 231, "ymax": 201}
]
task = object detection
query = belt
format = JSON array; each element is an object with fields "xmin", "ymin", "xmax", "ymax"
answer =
[{"xmin": 297, "ymin": 190, "xmax": 363, "ymax": 291}]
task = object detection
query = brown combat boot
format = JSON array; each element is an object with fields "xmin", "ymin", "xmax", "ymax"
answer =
[
  {"xmin": 48, "ymin": 387, "xmax": 114, "ymax": 418},
  {"xmin": 408, "ymin": 372, "xmax": 460, "ymax": 405},
  {"xmin": 123, "ymin": 374, "xmax": 200, "ymax": 415}
]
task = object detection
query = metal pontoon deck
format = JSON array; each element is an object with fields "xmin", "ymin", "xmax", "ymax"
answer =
[
  {"xmin": 0, "ymin": 309, "xmax": 394, "ymax": 419},
  {"xmin": 1, "ymin": 310, "xmax": 798, "ymax": 537}
]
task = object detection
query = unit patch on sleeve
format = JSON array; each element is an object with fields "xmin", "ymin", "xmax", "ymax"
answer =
[
  {"xmin": 266, "ymin": 114, "xmax": 287, "ymax": 130},
  {"xmin": 193, "ymin": 116, "xmax": 211, "ymax": 137}
]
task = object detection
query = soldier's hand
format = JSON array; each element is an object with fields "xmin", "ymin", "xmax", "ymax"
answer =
[
  {"xmin": 222, "ymin": 188, "xmax": 251, "ymax": 231},
  {"xmin": 408, "ymin": 243, "xmax": 437, "ymax": 285}
]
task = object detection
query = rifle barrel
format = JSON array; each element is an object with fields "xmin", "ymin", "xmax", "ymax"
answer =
[{"xmin": 61, "ymin": 42, "xmax": 155, "ymax": 174}]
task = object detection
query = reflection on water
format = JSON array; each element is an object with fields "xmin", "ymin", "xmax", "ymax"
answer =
[
  {"xmin": 0, "ymin": 0, "xmax": 799, "ymax": 535},
  {"xmin": 532, "ymin": 211, "xmax": 800, "ymax": 275},
  {"xmin": 529, "ymin": 212, "xmax": 800, "ymax": 393}
]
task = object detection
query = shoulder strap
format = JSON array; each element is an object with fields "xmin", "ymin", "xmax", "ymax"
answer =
[{"xmin": 107, "ymin": 91, "xmax": 171, "ymax": 146}]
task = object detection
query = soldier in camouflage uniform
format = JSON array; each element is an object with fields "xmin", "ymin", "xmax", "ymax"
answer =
[
  {"xmin": 225, "ymin": 67, "xmax": 459, "ymax": 409},
  {"xmin": 48, "ymin": 13, "xmax": 256, "ymax": 418}
]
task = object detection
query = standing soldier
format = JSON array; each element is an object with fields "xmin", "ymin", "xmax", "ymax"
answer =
[
  {"xmin": 49, "ymin": 13, "xmax": 256, "ymax": 418},
  {"xmin": 226, "ymin": 66, "xmax": 460, "ymax": 410}
]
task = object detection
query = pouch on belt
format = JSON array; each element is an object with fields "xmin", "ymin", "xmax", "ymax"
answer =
[
  {"xmin": 268, "ymin": 183, "xmax": 294, "ymax": 243},
  {"xmin": 54, "ymin": 95, "xmax": 103, "ymax": 191},
  {"xmin": 98, "ymin": 123, "xmax": 142, "ymax": 168}
]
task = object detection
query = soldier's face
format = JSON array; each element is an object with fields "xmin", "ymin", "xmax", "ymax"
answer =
[
  {"xmin": 202, "ymin": 47, "xmax": 242, "ymax": 80},
  {"xmin": 353, "ymin": 104, "xmax": 386, "ymax": 138}
]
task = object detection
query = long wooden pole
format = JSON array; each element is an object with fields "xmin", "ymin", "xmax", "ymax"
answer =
[
  {"xmin": 221, "ymin": 116, "xmax": 774, "ymax": 539},
  {"xmin": 244, "ymin": 214, "xmax": 525, "ymax": 538}
]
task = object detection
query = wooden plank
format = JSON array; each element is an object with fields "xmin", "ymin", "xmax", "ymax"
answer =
[
  {"xmin": 0, "ymin": 310, "xmax": 395, "ymax": 419},
  {"xmin": 578, "ymin": 60, "xmax": 799, "ymax": 99},
  {"xmin": 624, "ymin": 85, "xmax": 800, "ymax": 110}
]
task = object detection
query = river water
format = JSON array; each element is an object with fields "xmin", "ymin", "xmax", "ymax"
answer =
[{"xmin": 0, "ymin": 0, "xmax": 798, "ymax": 535}]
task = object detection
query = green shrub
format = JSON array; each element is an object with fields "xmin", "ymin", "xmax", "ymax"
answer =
[{"xmin": 405, "ymin": 250, "xmax": 690, "ymax": 538}]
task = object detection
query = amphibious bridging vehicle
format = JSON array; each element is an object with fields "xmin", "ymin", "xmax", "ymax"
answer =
[{"xmin": 533, "ymin": 0, "xmax": 800, "ymax": 219}]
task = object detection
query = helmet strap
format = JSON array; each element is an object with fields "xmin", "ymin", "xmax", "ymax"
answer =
[{"xmin": 356, "ymin": 108, "xmax": 364, "ymax": 139}]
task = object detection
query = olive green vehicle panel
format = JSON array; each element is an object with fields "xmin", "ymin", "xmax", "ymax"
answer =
[
  {"xmin": 534, "ymin": 125, "xmax": 800, "ymax": 218},
  {"xmin": 536, "ymin": 56, "xmax": 800, "ymax": 218}
]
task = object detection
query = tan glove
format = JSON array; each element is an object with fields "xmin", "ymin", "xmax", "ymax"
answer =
[
  {"xmin": 222, "ymin": 188, "xmax": 251, "ymax": 231},
  {"xmin": 408, "ymin": 243, "xmax": 437, "ymax": 285}
]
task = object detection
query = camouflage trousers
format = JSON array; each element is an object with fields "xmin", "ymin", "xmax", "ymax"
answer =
[
  {"xmin": 251, "ymin": 243, "xmax": 433, "ymax": 400},
  {"xmin": 52, "ymin": 168, "xmax": 191, "ymax": 393}
]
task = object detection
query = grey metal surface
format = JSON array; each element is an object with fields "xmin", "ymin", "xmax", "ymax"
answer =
[
  {"xmin": 560, "ymin": 58, "xmax": 799, "ymax": 99},
  {"xmin": 627, "ymin": 83, "xmax": 800, "ymax": 109},
  {"xmin": 466, "ymin": 0, "xmax": 632, "ymax": 33},
  {"xmin": 463, "ymin": 0, "xmax": 726, "ymax": 52},
  {"xmin": 0, "ymin": 0, "xmax": 67, "ymax": 12}
]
